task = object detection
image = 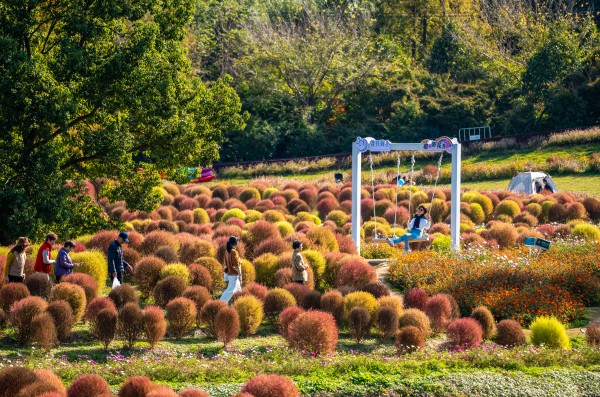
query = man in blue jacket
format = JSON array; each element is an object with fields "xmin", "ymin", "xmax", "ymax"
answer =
[{"xmin": 108, "ymin": 231, "xmax": 133, "ymax": 285}]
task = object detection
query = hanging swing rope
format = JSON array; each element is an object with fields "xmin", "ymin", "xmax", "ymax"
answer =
[
  {"xmin": 393, "ymin": 154, "xmax": 401, "ymax": 235},
  {"xmin": 368, "ymin": 152, "xmax": 379, "ymax": 239},
  {"xmin": 428, "ymin": 152, "xmax": 444, "ymax": 221},
  {"xmin": 407, "ymin": 154, "xmax": 416, "ymax": 218}
]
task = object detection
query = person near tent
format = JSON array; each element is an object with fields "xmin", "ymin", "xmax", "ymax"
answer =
[
  {"xmin": 219, "ymin": 236, "xmax": 243, "ymax": 303},
  {"xmin": 387, "ymin": 205, "xmax": 430, "ymax": 252},
  {"xmin": 535, "ymin": 180, "xmax": 543, "ymax": 194},
  {"xmin": 542, "ymin": 178, "xmax": 555, "ymax": 193}
]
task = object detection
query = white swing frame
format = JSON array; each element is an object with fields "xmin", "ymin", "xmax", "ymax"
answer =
[{"xmin": 351, "ymin": 137, "xmax": 462, "ymax": 253}]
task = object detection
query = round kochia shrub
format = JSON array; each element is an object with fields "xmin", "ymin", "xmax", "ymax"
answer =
[
  {"xmin": 166, "ymin": 297, "xmax": 197, "ymax": 338},
  {"xmin": 118, "ymin": 375, "xmax": 155, "ymax": 397},
  {"xmin": 377, "ymin": 306, "xmax": 399, "ymax": 339},
  {"xmin": 118, "ymin": 303, "xmax": 144, "ymax": 349},
  {"xmin": 159, "ymin": 263, "xmax": 191, "ymax": 284},
  {"xmin": 61, "ymin": 273, "xmax": 98, "ymax": 304},
  {"xmin": 349, "ymin": 306, "xmax": 371, "ymax": 343},
  {"xmin": 399, "ymin": 309, "xmax": 431, "ymax": 338},
  {"xmin": 585, "ymin": 323, "xmax": 600, "ymax": 346},
  {"xmin": 188, "ymin": 264, "xmax": 213, "ymax": 291},
  {"xmin": 241, "ymin": 282, "xmax": 269, "ymax": 301},
  {"xmin": 50, "ymin": 283, "xmax": 86, "ymax": 323},
  {"xmin": 424, "ymin": 294, "xmax": 452, "ymax": 333},
  {"xmin": 288, "ymin": 310, "xmax": 338, "ymax": 355},
  {"xmin": 278, "ymin": 306, "xmax": 305, "ymax": 339},
  {"xmin": 571, "ymin": 223, "xmax": 600, "ymax": 242},
  {"xmin": 0, "ymin": 367, "xmax": 38, "ymax": 397},
  {"xmin": 263, "ymin": 288, "xmax": 296, "ymax": 324},
  {"xmin": 70, "ymin": 250, "xmax": 107, "ymax": 291},
  {"xmin": 47, "ymin": 300, "xmax": 75, "ymax": 343},
  {"xmin": 66, "ymin": 374, "xmax": 111, "ymax": 397},
  {"xmin": 179, "ymin": 389, "xmax": 210, "ymax": 397},
  {"xmin": 302, "ymin": 250, "xmax": 327, "ymax": 288},
  {"xmin": 182, "ymin": 285, "xmax": 211, "ymax": 313},
  {"xmin": 85, "ymin": 297, "xmax": 116, "ymax": 331},
  {"xmin": 0, "ymin": 282, "xmax": 30, "ymax": 312},
  {"xmin": 344, "ymin": 291, "xmax": 379, "ymax": 321},
  {"xmin": 25, "ymin": 272, "xmax": 53, "ymax": 299},
  {"xmin": 530, "ymin": 316, "xmax": 571, "ymax": 349},
  {"xmin": 153, "ymin": 276, "xmax": 187, "ymax": 307},
  {"xmin": 215, "ymin": 306, "xmax": 240, "ymax": 347},
  {"xmin": 253, "ymin": 238, "xmax": 289, "ymax": 257},
  {"xmin": 446, "ymin": 318, "xmax": 483, "ymax": 348},
  {"xmin": 141, "ymin": 231, "xmax": 180, "ymax": 254},
  {"xmin": 403, "ymin": 288, "xmax": 429, "ymax": 311},
  {"xmin": 133, "ymin": 256, "xmax": 166, "ymax": 297},
  {"xmin": 30, "ymin": 312, "xmax": 57, "ymax": 350},
  {"xmin": 198, "ymin": 300, "xmax": 228, "ymax": 336},
  {"xmin": 335, "ymin": 261, "xmax": 377, "ymax": 289},
  {"xmin": 396, "ymin": 325, "xmax": 425, "ymax": 353},
  {"xmin": 233, "ymin": 295, "xmax": 264, "ymax": 335},
  {"xmin": 253, "ymin": 253, "xmax": 279, "ymax": 287},
  {"xmin": 320, "ymin": 290, "xmax": 345, "ymax": 325},
  {"xmin": 471, "ymin": 306, "xmax": 497, "ymax": 340},
  {"xmin": 179, "ymin": 240, "xmax": 215, "ymax": 264},
  {"xmin": 495, "ymin": 319, "xmax": 526, "ymax": 347},
  {"xmin": 241, "ymin": 374, "xmax": 299, "ymax": 397},
  {"xmin": 143, "ymin": 306, "xmax": 167, "ymax": 349},
  {"xmin": 108, "ymin": 284, "xmax": 139, "ymax": 310},
  {"xmin": 494, "ymin": 199, "xmax": 521, "ymax": 219},
  {"xmin": 96, "ymin": 307, "xmax": 118, "ymax": 349}
]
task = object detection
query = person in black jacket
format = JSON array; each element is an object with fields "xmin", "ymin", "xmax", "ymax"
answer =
[{"xmin": 108, "ymin": 231, "xmax": 133, "ymax": 285}]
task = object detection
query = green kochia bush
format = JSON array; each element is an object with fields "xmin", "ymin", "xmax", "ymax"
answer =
[
  {"xmin": 233, "ymin": 295, "xmax": 264, "ymax": 336},
  {"xmin": 263, "ymin": 288, "xmax": 296, "ymax": 324},
  {"xmin": 70, "ymin": 250, "xmax": 108, "ymax": 291},
  {"xmin": 50, "ymin": 283, "xmax": 87, "ymax": 323},
  {"xmin": 159, "ymin": 263, "xmax": 191, "ymax": 284},
  {"xmin": 530, "ymin": 316, "xmax": 571, "ymax": 349}
]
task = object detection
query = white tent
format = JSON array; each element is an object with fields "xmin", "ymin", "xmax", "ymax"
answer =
[{"xmin": 507, "ymin": 172, "xmax": 558, "ymax": 194}]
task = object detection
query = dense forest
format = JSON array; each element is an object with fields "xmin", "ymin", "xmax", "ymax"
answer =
[{"xmin": 188, "ymin": 0, "xmax": 600, "ymax": 161}]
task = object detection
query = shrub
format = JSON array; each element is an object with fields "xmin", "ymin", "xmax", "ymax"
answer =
[
  {"xmin": 349, "ymin": 306, "xmax": 371, "ymax": 343},
  {"xmin": 302, "ymin": 290, "xmax": 322, "ymax": 310},
  {"xmin": 118, "ymin": 375, "xmax": 155, "ymax": 397},
  {"xmin": 233, "ymin": 295, "xmax": 264, "ymax": 335},
  {"xmin": 306, "ymin": 227, "xmax": 339, "ymax": 252},
  {"xmin": 283, "ymin": 283, "xmax": 310, "ymax": 307},
  {"xmin": 147, "ymin": 386, "xmax": 178, "ymax": 397},
  {"xmin": 489, "ymin": 222, "xmax": 519, "ymax": 248},
  {"xmin": 118, "ymin": 302, "xmax": 144, "ymax": 349},
  {"xmin": 335, "ymin": 261, "xmax": 377, "ymax": 289},
  {"xmin": 398, "ymin": 309, "xmax": 431, "ymax": 338},
  {"xmin": 182, "ymin": 285, "xmax": 211, "ymax": 312},
  {"xmin": 471, "ymin": 306, "xmax": 496, "ymax": 340},
  {"xmin": 377, "ymin": 306, "xmax": 399, "ymax": 339},
  {"xmin": 66, "ymin": 374, "xmax": 111, "ymax": 397},
  {"xmin": 240, "ymin": 187, "xmax": 261, "ymax": 203},
  {"xmin": 96, "ymin": 307, "xmax": 118, "ymax": 349},
  {"xmin": 396, "ymin": 326, "xmax": 425, "ymax": 353},
  {"xmin": 403, "ymin": 288, "xmax": 429, "ymax": 311},
  {"xmin": 51, "ymin": 283, "xmax": 86, "ymax": 323},
  {"xmin": 85, "ymin": 297, "xmax": 117, "ymax": 336},
  {"xmin": 275, "ymin": 268, "xmax": 293, "ymax": 287},
  {"xmin": 193, "ymin": 207, "xmax": 210, "ymax": 224},
  {"xmin": 378, "ymin": 296, "xmax": 404, "ymax": 317},
  {"xmin": 108, "ymin": 284, "xmax": 139, "ymax": 310},
  {"xmin": 30, "ymin": 312, "xmax": 57, "ymax": 350},
  {"xmin": 344, "ymin": 291, "xmax": 379, "ymax": 322},
  {"xmin": 446, "ymin": 318, "xmax": 483, "ymax": 349},
  {"xmin": 62, "ymin": 273, "xmax": 98, "ymax": 305},
  {"xmin": 29, "ymin": 369, "xmax": 66, "ymax": 396},
  {"xmin": 513, "ymin": 211, "xmax": 539, "ymax": 227},
  {"xmin": 141, "ymin": 231, "xmax": 180, "ymax": 254},
  {"xmin": 153, "ymin": 276, "xmax": 187, "ymax": 307},
  {"xmin": 159, "ymin": 263, "xmax": 190, "ymax": 285},
  {"xmin": 278, "ymin": 306, "xmax": 305, "ymax": 339},
  {"xmin": 424, "ymin": 294, "xmax": 452, "ymax": 333},
  {"xmin": 198, "ymin": 300, "xmax": 228, "ymax": 336},
  {"xmin": 179, "ymin": 240, "xmax": 214, "ymax": 265},
  {"xmin": 302, "ymin": 250, "xmax": 327, "ymax": 288},
  {"xmin": 184, "ymin": 265, "xmax": 211, "ymax": 292},
  {"xmin": 143, "ymin": 306, "xmax": 167, "ymax": 349},
  {"xmin": 585, "ymin": 323, "xmax": 600, "ymax": 346},
  {"xmin": 245, "ymin": 221, "xmax": 280, "ymax": 251},
  {"xmin": 320, "ymin": 290, "xmax": 345, "ymax": 325},
  {"xmin": 194, "ymin": 257, "xmax": 226, "ymax": 291},
  {"xmin": 583, "ymin": 197, "xmax": 600, "ymax": 222},
  {"xmin": 69, "ymin": 250, "xmax": 107, "ymax": 292},
  {"xmin": 166, "ymin": 297, "xmax": 197, "ymax": 338},
  {"xmin": 178, "ymin": 389, "xmax": 210, "ymax": 397},
  {"xmin": 25, "ymin": 272, "xmax": 53, "ymax": 299},
  {"xmin": 47, "ymin": 300, "xmax": 74, "ymax": 343},
  {"xmin": 154, "ymin": 245, "xmax": 179, "ymax": 264},
  {"xmin": 215, "ymin": 306, "xmax": 240, "ymax": 347},
  {"xmin": 530, "ymin": 315, "xmax": 571, "ymax": 349},
  {"xmin": 572, "ymin": 223, "xmax": 600, "ymax": 242},
  {"xmin": 263, "ymin": 288, "xmax": 297, "ymax": 324},
  {"xmin": 288, "ymin": 310, "xmax": 338, "ymax": 355},
  {"xmin": 254, "ymin": 238, "xmax": 289, "ymax": 258},
  {"xmin": 133, "ymin": 256, "xmax": 166, "ymax": 297},
  {"xmin": 221, "ymin": 208, "xmax": 247, "ymax": 223},
  {"xmin": 494, "ymin": 200, "xmax": 521, "ymax": 219},
  {"xmin": 0, "ymin": 282, "xmax": 30, "ymax": 312},
  {"xmin": 548, "ymin": 203, "xmax": 568, "ymax": 223},
  {"xmin": 253, "ymin": 253, "xmax": 279, "ymax": 287},
  {"xmin": 495, "ymin": 319, "xmax": 525, "ymax": 347},
  {"xmin": 9, "ymin": 297, "xmax": 48, "ymax": 344},
  {"xmin": 88, "ymin": 230, "xmax": 118, "ymax": 253},
  {"xmin": 241, "ymin": 374, "xmax": 299, "ymax": 397},
  {"xmin": 0, "ymin": 367, "xmax": 37, "ymax": 397},
  {"xmin": 361, "ymin": 282, "xmax": 390, "ymax": 299}
]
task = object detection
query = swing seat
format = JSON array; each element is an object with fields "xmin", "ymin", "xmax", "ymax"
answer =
[{"xmin": 410, "ymin": 233, "xmax": 429, "ymax": 242}]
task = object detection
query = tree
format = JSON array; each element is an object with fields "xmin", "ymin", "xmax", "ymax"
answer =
[{"xmin": 0, "ymin": 0, "xmax": 245, "ymax": 243}]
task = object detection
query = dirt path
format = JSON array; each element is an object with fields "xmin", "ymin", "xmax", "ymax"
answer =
[{"xmin": 368, "ymin": 259, "xmax": 600, "ymax": 337}]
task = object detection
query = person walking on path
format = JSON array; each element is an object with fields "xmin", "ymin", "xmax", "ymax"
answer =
[
  {"xmin": 387, "ymin": 205, "xmax": 430, "ymax": 253},
  {"xmin": 34, "ymin": 233, "xmax": 57, "ymax": 279},
  {"xmin": 108, "ymin": 231, "xmax": 133, "ymax": 285},
  {"xmin": 219, "ymin": 236, "xmax": 243, "ymax": 303},
  {"xmin": 291, "ymin": 240, "xmax": 308, "ymax": 285},
  {"xmin": 55, "ymin": 241, "xmax": 78, "ymax": 283},
  {"xmin": 4, "ymin": 237, "xmax": 31, "ymax": 283}
]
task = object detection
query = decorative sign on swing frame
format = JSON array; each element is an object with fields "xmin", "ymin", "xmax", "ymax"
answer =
[
  {"xmin": 355, "ymin": 137, "xmax": 392, "ymax": 153},
  {"xmin": 421, "ymin": 136, "xmax": 457, "ymax": 152}
]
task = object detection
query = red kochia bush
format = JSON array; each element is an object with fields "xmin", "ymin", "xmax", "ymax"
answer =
[
  {"xmin": 334, "ymin": 261, "xmax": 377, "ymax": 289},
  {"xmin": 275, "ymin": 268, "xmax": 293, "ymax": 287},
  {"xmin": 283, "ymin": 283, "xmax": 310, "ymax": 306},
  {"xmin": 348, "ymin": 306, "xmax": 371, "ymax": 343},
  {"xmin": 108, "ymin": 284, "xmax": 139, "ymax": 310},
  {"xmin": 377, "ymin": 306, "xmax": 399, "ymax": 339},
  {"xmin": 0, "ymin": 282, "xmax": 30, "ymax": 312},
  {"xmin": 495, "ymin": 319, "xmax": 526, "ymax": 347},
  {"xmin": 241, "ymin": 374, "xmax": 299, "ymax": 397},
  {"xmin": 96, "ymin": 307, "xmax": 118, "ymax": 350},
  {"xmin": 166, "ymin": 297, "xmax": 197, "ymax": 338},
  {"xmin": 178, "ymin": 389, "xmax": 210, "ymax": 397},
  {"xmin": 288, "ymin": 310, "xmax": 338, "ymax": 355},
  {"xmin": 403, "ymin": 288, "xmax": 429, "ymax": 311},
  {"xmin": 302, "ymin": 290, "xmax": 322, "ymax": 310},
  {"xmin": 215, "ymin": 306, "xmax": 240, "ymax": 347},
  {"xmin": 361, "ymin": 282, "xmax": 390, "ymax": 299},
  {"xmin": 118, "ymin": 303, "xmax": 144, "ymax": 349},
  {"xmin": 253, "ymin": 238, "xmax": 289, "ymax": 257},
  {"xmin": 425, "ymin": 294, "xmax": 453, "ymax": 333},
  {"xmin": 198, "ymin": 300, "xmax": 228, "ymax": 336},
  {"xmin": 62, "ymin": 273, "xmax": 98, "ymax": 304},
  {"xmin": 585, "ymin": 323, "xmax": 600, "ymax": 346},
  {"xmin": 446, "ymin": 318, "xmax": 483, "ymax": 348},
  {"xmin": 88, "ymin": 230, "xmax": 118, "ymax": 253},
  {"xmin": 153, "ymin": 276, "xmax": 187, "ymax": 307},
  {"xmin": 278, "ymin": 306, "xmax": 305, "ymax": 339},
  {"xmin": 67, "ymin": 374, "xmax": 111, "ymax": 397},
  {"xmin": 316, "ymin": 198, "xmax": 338, "ymax": 219},
  {"xmin": 182, "ymin": 286, "xmax": 211, "ymax": 313},
  {"xmin": 9, "ymin": 296, "xmax": 48, "ymax": 344},
  {"xmin": 320, "ymin": 290, "xmax": 345, "ymax": 325},
  {"xmin": 86, "ymin": 297, "xmax": 117, "ymax": 336},
  {"xmin": 47, "ymin": 300, "xmax": 75, "ymax": 343},
  {"xmin": 134, "ymin": 256, "xmax": 166, "ymax": 297},
  {"xmin": 188, "ymin": 264, "xmax": 213, "ymax": 291},
  {"xmin": 396, "ymin": 325, "xmax": 425, "ymax": 353},
  {"xmin": 25, "ymin": 272, "xmax": 53, "ymax": 299},
  {"xmin": 241, "ymin": 282, "xmax": 269, "ymax": 301},
  {"xmin": 0, "ymin": 366, "xmax": 37, "ymax": 397},
  {"xmin": 30, "ymin": 312, "xmax": 57, "ymax": 350},
  {"xmin": 118, "ymin": 375, "xmax": 155, "ymax": 397},
  {"xmin": 143, "ymin": 306, "xmax": 167, "ymax": 349}
]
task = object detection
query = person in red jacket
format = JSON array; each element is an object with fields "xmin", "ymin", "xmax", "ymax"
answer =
[{"xmin": 34, "ymin": 232, "xmax": 58, "ymax": 278}]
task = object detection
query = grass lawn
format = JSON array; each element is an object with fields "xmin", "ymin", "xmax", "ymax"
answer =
[{"xmin": 1, "ymin": 324, "xmax": 599, "ymax": 396}]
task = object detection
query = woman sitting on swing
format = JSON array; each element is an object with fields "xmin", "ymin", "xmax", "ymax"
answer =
[{"xmin": 387, "ymin": 205, "xmax": 430, "ymax": 252}]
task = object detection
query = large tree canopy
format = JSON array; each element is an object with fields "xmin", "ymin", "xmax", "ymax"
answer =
[{"xmin": 0, "ymin": 0, "xmax": 246, "ymax": 243}]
